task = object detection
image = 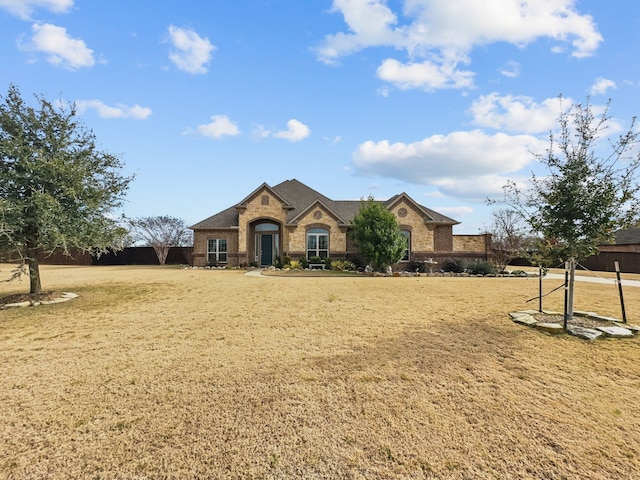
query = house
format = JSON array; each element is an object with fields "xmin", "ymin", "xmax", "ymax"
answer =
[{"xmin": 190, "ymin": 179, "xmax": 490, "ymax": 268}]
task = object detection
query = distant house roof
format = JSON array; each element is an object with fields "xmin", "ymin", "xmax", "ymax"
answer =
[
  {"xmin": 191, "ymin": 179, "xmax": 459, "ymax": 229},
  {"xmin": 614, "ymin": 228, "xmax": 640, "ymax": 245}
]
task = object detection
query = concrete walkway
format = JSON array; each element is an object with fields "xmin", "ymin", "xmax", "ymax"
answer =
[{"xmin": 544, "ymin": 273, "xmax": 640, "ymax": 288}]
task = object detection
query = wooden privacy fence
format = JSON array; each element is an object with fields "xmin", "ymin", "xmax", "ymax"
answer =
[{"xmin": 1, "ymin": 247, "xmax": 193, "ymax": 266}]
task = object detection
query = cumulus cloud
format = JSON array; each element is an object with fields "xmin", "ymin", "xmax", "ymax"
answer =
[
  {"xmin": 352, "ymin": 130, "xmax": 546, "ymax": 197},
  {"xmin": 168, "ymin": 25, "xmax": 215, "ymax": 74},
  {"xmin": 468, "ymin": 93, "xmax": 569, "ymax": 134},
  {"xmin": 19, "ymin": 23, "xmax": 94, "ymax": 70},
  {"xmin": 255, "ymin": 119, "xmax": 311, "ymax": 142},
  {"xmin": 76, "ymin": 99, "xmax": 152, "ymax": 119},
  {"xmin": 273, "ymin": 119, "xmax": 310, "ymax": 142},
  {"xmin": 377, "ymin": 58, "xmax": 474, "ymax": 91},
  {"xmin": 590, "ymin": 77, "xmax": 616, "ymax": 96},
  {"xmin": 316, "ymin": 0, "xmax": 602, "ymax": 91},
  {"xmin": 0, "ymin": 0, "xmax": 72, "ymax": 19},
  {"xmin": 196, "ymin": 115, "xmax": 240, "ymax": 138}
]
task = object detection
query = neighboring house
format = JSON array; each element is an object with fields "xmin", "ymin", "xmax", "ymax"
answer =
[
  {"xmin": 190, "ymin": 179, "xmax": 490, "ymax": 268},
  {"xmin": 580, "ymin": 228, "xmax": 640, "ymax": 273}
]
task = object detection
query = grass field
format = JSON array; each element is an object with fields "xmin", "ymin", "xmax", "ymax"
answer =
[{"xmin": 1, "ymin": 264, "xmax": 639, "ymax": 479}]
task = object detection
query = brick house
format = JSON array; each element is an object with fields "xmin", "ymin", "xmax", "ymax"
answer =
[{"xmin": 190, "ymin": 179, "xmax": 490, "ymax": 268}]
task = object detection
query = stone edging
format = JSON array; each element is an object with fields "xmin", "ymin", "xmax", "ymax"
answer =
[
  {"xmin": 1, "ymin": 292, "xmax": 79, "ymax": 309},
  {"xmin": 510, "ymin": 310, "xmax": 640, "ymax": 340}
]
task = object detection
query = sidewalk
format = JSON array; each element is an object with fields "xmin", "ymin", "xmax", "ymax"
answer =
[{"xmin": 544, "ymin": 273, "xmax": 640, "ymax": 288}]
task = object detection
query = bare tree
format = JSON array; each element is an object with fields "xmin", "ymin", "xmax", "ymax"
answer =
[
  {"xmin": 482, "ymin": 208, "xmax": 528, "ymax": 272},
  {"xmin": 128, "ymin": 216, "xmax": 192, "ymax": 265}
]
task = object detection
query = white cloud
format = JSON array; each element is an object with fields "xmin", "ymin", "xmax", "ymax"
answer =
[
  {"xmin": 352, "ymin": 130, "xmax": 546, "ymax": 197},
  {"xmin": 19, "ymin": 23, "xmax": 94, "ymax": 70},
  {"xmin": 436, "ymin": 205, "xmax": 473, "ymax": 218},
  {"xmin": 590, "ymin": 77, "xmax": 617, "ymax": 96},
  {"xmin": 499, "ymin": 60, "xmax": 520, "ymax": 79},
  {"xmin": 76, "ymin": 99, "xmax": 152, "ymax": 119},
  {"xmin": 196, "ymin": 115, "xmax": 240, "ymax": 138},
  {"xmin": 0, "ymin": 0, "xmax": 72, "ymax": 19},
  {"xmin": 273, "ymin": 119, "xmax": 311, "ymax": 142},
  {"xmin": 377, "ymin": 57, "xmax": 474, "ymax": 91},
  {"xmin": 316, "ymin": 0, "xmax": 602, "ymax": 91},
  {"xmin": 468, "ymin": 93, "xmax": 569, "ymax": 134},
  {"xmin": 167, "ymin": 25, "xmax": 215, "ymax": 74}
]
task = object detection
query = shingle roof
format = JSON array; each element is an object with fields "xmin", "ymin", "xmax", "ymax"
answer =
[
  {"xmin": 615, "ymin": 228, "xmax": 640, "ymax": 245},
  {"xmin": 190, "ymin": 178, "xmax": 459, "ymax": 229}
]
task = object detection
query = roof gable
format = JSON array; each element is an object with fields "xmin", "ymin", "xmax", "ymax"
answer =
[{"xmin": 191, "ymin": 179, "xmax": 460, "ymax": 229}]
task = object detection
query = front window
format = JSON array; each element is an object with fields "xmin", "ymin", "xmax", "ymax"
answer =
[
  {"xmin": 208, "ymin": 239, "xmax": 227, "ymax": 264},
  {"xmin": 401, "ymin": 230, "xmax": 410, "ymax": 261},
  {"xmin": 307, "ymin": 228, "xmax": 329, "ymax": 259}
]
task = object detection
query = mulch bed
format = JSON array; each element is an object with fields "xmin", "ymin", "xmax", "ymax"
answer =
[{"xmin": 0, "ymin": 291, "xmax": 61, "ymax": 306}]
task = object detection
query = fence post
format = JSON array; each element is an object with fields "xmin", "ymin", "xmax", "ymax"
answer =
[{"xmin": 615, "ymin": 261, "xmax": 627, "ymax": 323}]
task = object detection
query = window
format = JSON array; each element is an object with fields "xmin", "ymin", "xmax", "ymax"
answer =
[
  {"xmin": 207, "ymin": 239, "xmax": 227, "ymax": 264},
  {"xmin": 401, "ymin": 230, "xmax": 410, "ymax": 261},
  {"xmin": 307, "ymin": 228, "xmax": 329, "ymax": 259}
]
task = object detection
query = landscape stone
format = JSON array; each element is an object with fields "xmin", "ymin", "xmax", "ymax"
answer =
[
  {"xmin": 536, "ymin": 322, "xmax": 564, "ymax": 334},
  {"xmin": 596, "ymin": 326, "xmax": 634, "ymax": 338},
  {"xmin": 567, "ymin": 325, "xmax": 603, "ymax": 340}
]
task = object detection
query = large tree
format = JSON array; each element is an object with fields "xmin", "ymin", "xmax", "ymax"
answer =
[
  {"xmin": 503, "ymin": 98, "xmax": 640, "ymax": 320},
  {"xmin": 350, "ymin": 196, "xmax": 406, "ymax": 272},
  {"xmin": 128, "ymin": 216, "xmax": 192, "ymax": 265},
  {"xmin": 0, "ymin": 85, "xmax": 133, "ymax": 295}
]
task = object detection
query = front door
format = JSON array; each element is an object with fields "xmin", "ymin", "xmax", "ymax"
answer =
[{"xmin": 260, "ymin": 234, "xmax": 273, "ymax": 266}]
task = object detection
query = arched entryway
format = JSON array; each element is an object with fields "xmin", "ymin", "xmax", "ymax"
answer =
[{"xmin": 252, "ymin": 221, "xmax": 281, "ymax": 267}]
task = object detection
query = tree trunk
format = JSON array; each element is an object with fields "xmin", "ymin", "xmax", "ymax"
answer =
[
  {"xmin": 27, "ymin": 248, "xmax": 42, "ymax": 295},
  {"xmin": 567, "ymin": 257, "xmax": 576, "ymax": 321}
]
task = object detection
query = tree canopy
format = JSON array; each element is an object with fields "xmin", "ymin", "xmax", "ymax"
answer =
[
  {"xmin": 128, "ymin": 216, "xmax": 192, "ymax": 265},
  {"xmin": 350, "ymin": 196, "xmax": 406, "ymax": 272},
  {"xmin": 0, "ymin": 85, "xmax": 133, "ymax": 294},
  {"xmin": 503, "ymin": 98, "xmax": 640, "ymax": 319}
]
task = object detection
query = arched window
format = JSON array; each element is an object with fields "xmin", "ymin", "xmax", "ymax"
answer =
[
  {"xmin": 307, "ymin": 228, "xmax": 329, "ymax": 259},
  {"xmin": 401, "ymin": 230, "xmax": 410, "ymax": 261}
]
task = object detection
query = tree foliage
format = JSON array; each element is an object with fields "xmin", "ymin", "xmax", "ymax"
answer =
[
  {"xmin": 350, "ymin": 196, "xmax": 406, "ymax": 272},
  {"xmin": 503, "ymin": 98, "xmax": 640, "ymax": 319},
  {"xmin": 0, "ymin": 85, "xmax": 133, "ymax": 294},
  {"xmin": 128, "ymin": 216, "xmax": 192, "ymax": 265}
]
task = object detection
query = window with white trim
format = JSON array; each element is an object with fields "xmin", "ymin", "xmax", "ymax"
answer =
[
  {"xmin": 207, "ymin": 239, "xmax": 227, "ymax": 264},
  {"xmin": 401, "ymin": 230, "xmax": 410, "ymax": 261},
  {"xmin": 307, "ymin": 228, "xmax": 329, "ymax": 259}
]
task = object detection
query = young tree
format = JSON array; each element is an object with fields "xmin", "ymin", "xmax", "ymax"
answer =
[
  {"xmin": 128, "ymin": 216, "xmax": 192, "ymax": 265},
  {"xmin": 503, "ymin": 98, "xmax": 640, "ymax": 321},
  {"xmin": 0, "ymin": 85, "xmax": 133, "ymax": 295},
  {"xmin": 350, "ymin": 196, "xmax": 406, "ymax": 272},
  {"xmin": 482, "ymin": 208, "xmax": 528, "ymax": 272}
]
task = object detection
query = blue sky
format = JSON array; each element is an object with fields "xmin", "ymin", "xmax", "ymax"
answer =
[{"xmin": 1, "ymin": 0, "xmax": 639, "ymax": 233}]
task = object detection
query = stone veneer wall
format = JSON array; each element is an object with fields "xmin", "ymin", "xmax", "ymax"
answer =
[
  {"xmin": 453, "ymin": 234, "xmax": 490, "ymax": 253},
  {"xmin": 237, "ymin": 190, "xmax": 289, "ymax": 261},
  {"xmin": 286, "ymin": 206, "xmax": 347, "ymax": 258},
  {"xmin": 390, "ymin": 201, "xmax": 435, "ymax": 251}
]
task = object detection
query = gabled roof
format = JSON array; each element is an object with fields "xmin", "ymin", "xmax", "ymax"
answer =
[
  {"xmin": 615, "ymin": 228, "xmax": 640, "ymax": 245},
  {"xmin": 191, "ymin": 178, "xmax": 459, "ymax": 229}
]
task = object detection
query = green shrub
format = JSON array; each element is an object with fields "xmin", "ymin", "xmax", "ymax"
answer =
[
  {"xmin": 289, "ymin": 260, "xmax": 301, "ymax": 270},
  {"xmin": 299, "ymin": 257, "xmax": 309, "ymax": 269},
  {"xmin": 309, "ymin": 256, "xmax": 323, "ymax": 264},
  {"xmin": 465, "ymin": 260, "xmax": 497, "ymax": 275},
  {"xmin": 408, "ymin": 260, "xmax": 427, "ymax": 273},
  {"xmin": 440, "ymin": 258, "xmax": 464, "ymax": 273}
]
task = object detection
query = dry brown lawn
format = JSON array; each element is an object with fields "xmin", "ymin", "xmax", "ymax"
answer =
[{"xmin": 1, "ymin": 264, "xmax": 639, "ymax": 479}]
